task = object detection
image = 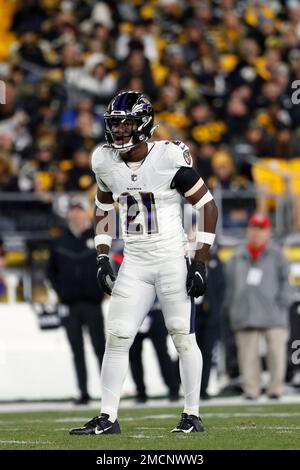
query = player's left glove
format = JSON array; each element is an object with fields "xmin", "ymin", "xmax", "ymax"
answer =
[
  {"xmin": 186, "ymin": 260, "xmax": 207, "ymax": 298},
  {"xmin": 96, "ymin": 254, "xmax": 116, "ymax": 296}
]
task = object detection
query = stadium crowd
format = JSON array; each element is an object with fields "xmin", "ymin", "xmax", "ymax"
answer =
[
  {"xmin": 0, "ymin": 0, "xmax": 300, "ymax": 399},
  {"xmin": 0, "ymin": 0, "xmax": 300, "ymax": 229}
]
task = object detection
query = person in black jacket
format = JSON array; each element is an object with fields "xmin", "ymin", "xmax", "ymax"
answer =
[
  {"xmin": 195, "ymin": 248, "xmax": 226, "ymax": 399},
  {"xmin": 47, "ymin": 196, "xmax": 105, "ymax": 404}
]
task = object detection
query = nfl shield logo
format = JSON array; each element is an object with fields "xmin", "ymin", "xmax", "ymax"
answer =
[{"xmin": 131, "ymin": 174, "xmax": 137, "ymax": 182}]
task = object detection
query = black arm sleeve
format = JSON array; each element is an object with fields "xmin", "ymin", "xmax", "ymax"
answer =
[{"xmin": 170, "ymin": 166, "xmax": 201, "ymax": 195}]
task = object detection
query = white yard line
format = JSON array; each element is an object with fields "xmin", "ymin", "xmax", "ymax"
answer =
[
  {"xmin": 202, "ymin": 412, "xmax": 300, "ymax": 418},
  {"xmin": 0, "ymin": 419, "xmax": 43, "ymax": 424},
  {"xmin": 1, "ymin": 412, "xmax": 300, "ymax": 425},
  {"xmin": 0, "ymin": 429, "xmax": 22, "ymax": 431},
  {"xmin": 136, "ymin": 427, "xmax": 165, "ymax": 430},
  {"xmin": 0, "ymin": 440, "xmax": 51, "ymax": 445},
  {"xmin": 122, "ymin": 414, "xmax": 180, "ymax": 421},
  {"xmin": 217, "ymin": 425, "xmax": 300, "ymax": 430}
]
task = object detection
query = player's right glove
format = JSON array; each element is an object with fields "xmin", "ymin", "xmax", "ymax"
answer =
[
  {"xmin": 96, "ymin": 254, "xmax": 116, "ymax": 295},
  {"xmin": 186, "ymin": 260, "xmax": 207, "ymax": 298}
]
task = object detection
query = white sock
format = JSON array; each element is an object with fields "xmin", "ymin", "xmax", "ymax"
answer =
[
  {"xmin": 100, "ymin": 334, "xmax": 133, "ymax": 422},
  {"xmin": 173, "ymin": 333, "xmax": 202, "ymax": 417}
]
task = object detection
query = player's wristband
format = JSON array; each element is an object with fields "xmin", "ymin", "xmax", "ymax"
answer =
[
  {"xmin": 95, "ymin": 196, "xmax": 114, "ymax": 211},
  {"xmin": 94, "ymin": 234, "xmax": 112, "ymax": 248},
  {"xmin": 196, "ymin": 232, "xmax": 216, "ymax": 245}
]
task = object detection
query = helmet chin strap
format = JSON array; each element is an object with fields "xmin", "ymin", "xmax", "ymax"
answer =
[{"xmin": 150, "ymin": 124, "xmax": 159, "ymax": 136}]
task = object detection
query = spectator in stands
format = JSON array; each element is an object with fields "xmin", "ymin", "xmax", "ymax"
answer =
[
  {"xmin": 47, "ymin": 196, "xmax": 105, "ymax": 405},
  {"xmin": 59, "ymin": 96, "xmax": 94, "ymax": 132},
  {"xmin": 73, "ymin": 53, "xmax": 116, "ymax": 104},
  {"xmin": 90, "ymin": 22, "xmax": 112, "ymax": 56},
  {"xmin": 117, "ymin": 41, "xmax": 157, "ymax": 100},
  {"xmin": 115, "ymin": 20, "xmax": 158, "ymax": 63},
  {"xmin": 0, "ymin": 129, "xmax": 15, "ymax": 155},
  {"xmin": 65, "ymin": 148, "xmax": 95, "ymax": 192},
  {"xmin": 182, "ymin": 19, "xmax": 204, "ymax": 64},
  {"xmin": 187, "ymin": 102, "xmax": 226, "ymax": 147},
  {"xmin": 12, "ymin": 28, "xmax": 48, "ymax": 67},
  {"xmin": 0, "ymin": 110, "xmax": 31, "ymax": 157},
  {"xmin": 155, "ymin": 84, "xmax": 188, "ymax": 140},
  {"xmin": 225, "ymin": 93, "xmax": 251, "ymax": 140},
  {"xmin": 57, "ymin": 110, "xmax": 103, "ymax": 161},
  {"xmin": 0, "ymin": 150, "xmax": 18, "ymax": 191},
  {"xmin": 192, "ymin": 141, "xmax": 215, "ymax": 183},
  {"xmin": 229, "ymin": 120, "xmax": 274, "ymax": 180},
  {"xmin": 224, "ymin": 214, "xmax": 291, "ymax": 399},
  {"xmin": 18, "ymin": 137, "xmax": 57, "ymax": 192},
  {"xmin": 0, "ymin": 70, "xmax": 17, "ymax": 115},
  {"xmin": 20, "ymin": 78, "xmax": 66, "ymax": 137},
  {"xmin": 209, "ymin": 149, "xmax": 256, "ymax": 229},
  {"xmin": 269, "ymin": 122, "xmax": 300, "ymax": 159},
  {"xmin": 163, "ymin": 44, "xmax": 187, "ymax": 78},
  {"xmin": 2, "ymin": 0, "xmax": 300, "ymax": 210}
]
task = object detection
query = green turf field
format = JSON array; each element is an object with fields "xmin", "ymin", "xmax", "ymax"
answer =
[{"xmin": 0, "ymin": 403, "xmax": 299, "ymax": 450}]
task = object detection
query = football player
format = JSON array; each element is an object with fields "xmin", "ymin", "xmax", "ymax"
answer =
[{"xmin": 70, "ymin": 91, "xmax": 218, "ymax": 435}]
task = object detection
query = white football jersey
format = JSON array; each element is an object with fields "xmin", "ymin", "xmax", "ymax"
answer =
[{"xmin": 91, "ymin": 140, "xmax": 193, "ymax": 263}]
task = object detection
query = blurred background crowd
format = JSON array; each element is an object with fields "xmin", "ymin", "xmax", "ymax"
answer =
[
  {"xmin": 1, "ymin": 0, "xmax": 300, "ymax": 230},
  {"xmin": 1, "ymin": 0, "xmax": 300, "ymax": 401}
]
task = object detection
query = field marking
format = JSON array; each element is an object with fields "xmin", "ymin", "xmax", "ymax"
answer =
[
  {"xmin": 124, "ymin": 414, "xmax": 177, "ymax": 420},
  {"xmin": 0, "ymin": 440, "xmax": 51, "ymax": 445},
  {"xmin": 262, "ymin": 425, "xmax": 300, "ymax": 429},
  {"xmin": 0, "ymin": 428, "xmax": 22, "ymax": 431},
  {"xmin": 130, "ymin": 434, "xmax": 164, "ymax": 439},
  {"xmin": 1, "ymin": 412, "xmax": 300, "ymax": 426},
  {"xmin": 277, "ymin": 430, "xmax": 294, "ymax": 434},
  {"xmin": 136, "ymin": 427, "xmax": 165, "ymax": 430},
  {"xmin": 217, "ymin": 425, "xmax": 300, "ymax": 431},
  {"xmin": 202, "ymin": 412, "xmax": 300, "ymax": 418},
  {"xmin": 0, "ymin": 419, "xmax": 43, "ymax": 424},
  {"xmin": 123, "ymin": 412, "xmax": 300, "ymax": 419}
]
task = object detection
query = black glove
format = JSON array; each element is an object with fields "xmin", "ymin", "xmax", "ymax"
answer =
[
  {"xmin": 186, "ymin": 260, "xmax": 207, "ymax": 298},
  {"xmin": 96, "ymin": 254, "xmax": 116, "ymax": 295}
]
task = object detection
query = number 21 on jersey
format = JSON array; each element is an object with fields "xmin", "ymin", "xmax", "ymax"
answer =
[{"xmin": 119, "ymin": 192, "xmax": 159, "ymax": 235}]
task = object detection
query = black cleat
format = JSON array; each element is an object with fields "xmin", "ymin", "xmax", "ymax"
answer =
[
  {"xmin": 69, "ymin": 413, "xmax": 121, "ymax": 435},
  {"xmin": 171, "ymin": 413, "xmax": 205, "ymax": 433}
]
